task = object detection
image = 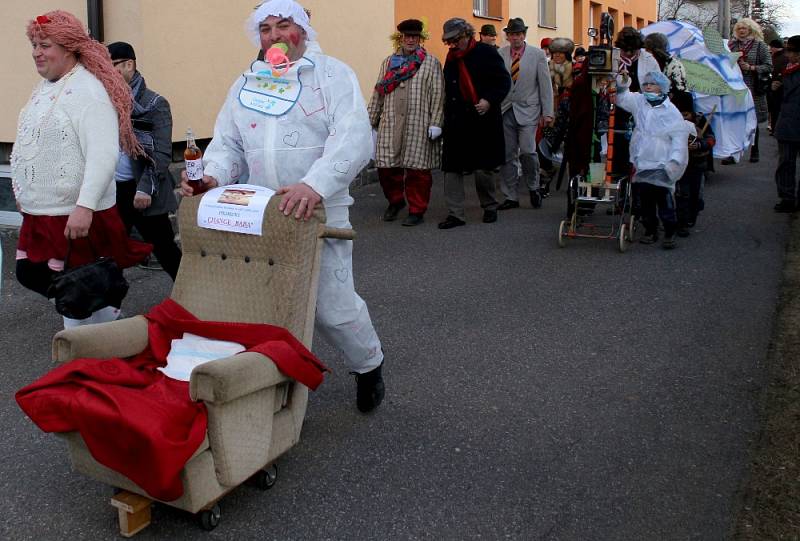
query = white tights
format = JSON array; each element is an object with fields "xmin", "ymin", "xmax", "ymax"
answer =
[{"xmin": 62, "ymin": 306, "xmax": 121, "ymax": 329}]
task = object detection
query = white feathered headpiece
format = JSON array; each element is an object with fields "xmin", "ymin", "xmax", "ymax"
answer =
[{"xmin": 245, "ymin": 0, "xmax": 317, "ymax": 48}]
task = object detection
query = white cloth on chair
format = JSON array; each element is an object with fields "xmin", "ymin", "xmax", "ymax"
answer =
[{"xmin": 159, "ymin": 333, "xmax": 245, "ymax": 381}]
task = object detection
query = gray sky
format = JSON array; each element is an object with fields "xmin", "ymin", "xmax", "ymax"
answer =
[{"xmin": 777, "ymin": 2, "xmax": 800, "ymax": 37}]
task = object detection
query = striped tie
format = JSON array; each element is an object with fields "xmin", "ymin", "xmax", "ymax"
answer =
[{"xmin": 511, "ymin": 57, "xmax": 520, "ymax": 83}]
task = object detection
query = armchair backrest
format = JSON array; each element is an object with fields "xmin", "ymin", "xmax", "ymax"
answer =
[{"xmin": 172, "ymin": 196, "xmax": 327, "ymax": 347}]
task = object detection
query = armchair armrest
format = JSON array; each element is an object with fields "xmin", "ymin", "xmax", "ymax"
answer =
[
  {"xmin": 189, "ymin": 351, "xmax": 290, "ymax": 404},
  {"xmin": 52, "ymin": 316, "xmax": 149, "ymax": 364}
]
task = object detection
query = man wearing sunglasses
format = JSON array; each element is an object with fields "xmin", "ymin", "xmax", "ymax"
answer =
[{"xmin": 438, "ymin": 18, "xmax": 511, "ymax": 229}]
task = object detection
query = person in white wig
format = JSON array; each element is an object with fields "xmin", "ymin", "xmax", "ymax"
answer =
[{"xmin": 180, "ymin": 0, "xmax": 385, "ymax": 413}]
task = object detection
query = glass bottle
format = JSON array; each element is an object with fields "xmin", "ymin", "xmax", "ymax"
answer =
[{"xmin": 184, "ymin": 127, "xmax": 206, "ymax": 194}]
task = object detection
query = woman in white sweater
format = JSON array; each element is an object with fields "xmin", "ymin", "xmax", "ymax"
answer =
[{"xmin": 11, "ymin": 11, "xmax": 151, "ymax": 328}]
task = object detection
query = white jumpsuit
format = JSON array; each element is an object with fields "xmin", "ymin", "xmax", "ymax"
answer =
[{"xmin": 203, "ymin": 50, "xmax": 382, "ymax": 373}]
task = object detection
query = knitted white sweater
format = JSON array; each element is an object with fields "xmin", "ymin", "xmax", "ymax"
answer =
[{"xmin": 11, "ymin": 64, "xmax": 119, "ymax": 216}]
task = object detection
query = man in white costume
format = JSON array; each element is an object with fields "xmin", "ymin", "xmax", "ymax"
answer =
[{"xmin": 181, "ymin": 0, "xmax": 385, "ymax": 413}]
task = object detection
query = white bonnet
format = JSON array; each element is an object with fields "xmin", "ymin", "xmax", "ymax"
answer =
[{"xmin": 245, "ymin": 0, "xmax": 317, "ymax": 47}]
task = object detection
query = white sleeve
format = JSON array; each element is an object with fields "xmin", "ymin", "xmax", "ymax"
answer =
[
  {"xmin": 300, "ymin": 61, "xmax": 372, "ymax": 199},
  {"xmin": 203, "ymin": 80, "xmax": 249, "ymax": 186},
  {"xmin": 666, "ymin": 131, "xmax": 690, "ymax": 181},
  {"xmin": 76, "ymin": 99, "xmax": 119, "ymax": 210},
  {"xmin": 614, "ymin": 77, "xmax": 641, "ymax": 115}
]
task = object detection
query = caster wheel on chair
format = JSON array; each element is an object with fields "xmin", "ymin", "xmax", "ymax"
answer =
[
  {"xmin": 252, "ymin": 463, "xmax": 278, "ymax": 490},
  {"xmin": 198, "ymin": 504, "xmax": 221, "ymax": 531}
]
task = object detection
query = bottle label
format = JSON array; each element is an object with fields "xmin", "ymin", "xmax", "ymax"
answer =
[{"xmin": 186, "ymin": 158, "xmax": 204, "ymax": 181}]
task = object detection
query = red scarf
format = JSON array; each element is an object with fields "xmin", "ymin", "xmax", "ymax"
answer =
[
  {"xmin": 16, "ymin": 299, "xmax": 327, "ymax": 501},
  {"xmin": 376, "ymin": 47, "xmax": 427, "ymax": 95},
  {"xmin": 784, "ymin": 62, "xmax": 800, "ymax": 77},
  {"xmin": 446, "ymin": 39, "xmax": 479, "ymax": 104}
]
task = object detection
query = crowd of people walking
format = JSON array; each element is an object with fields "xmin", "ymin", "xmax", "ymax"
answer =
[{"xmin": 6, "ymin": 0, "xmax": 800, "ymax": 407}]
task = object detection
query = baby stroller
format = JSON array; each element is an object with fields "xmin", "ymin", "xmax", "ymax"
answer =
[{"xmin": 557, "ymin": 168, "xmax": 634, "ymax": 252}]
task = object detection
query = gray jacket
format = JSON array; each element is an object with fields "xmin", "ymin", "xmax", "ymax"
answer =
[
  {"xmin": 127, "ymin": 73, "xmax": 178, "ymax": 217},
  {"xmin": 498, "ymin": 43, "xmax": 554, "ymax": 125}
]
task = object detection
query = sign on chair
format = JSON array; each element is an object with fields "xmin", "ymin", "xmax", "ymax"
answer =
[{"xmin": 197, "ymin": 184, "xmax": 275, "ymax": 235}]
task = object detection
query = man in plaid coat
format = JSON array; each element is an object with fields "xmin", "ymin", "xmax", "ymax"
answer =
[{"xmin": 368, "ymin": 18, "xmax": 445, "ymax": 227}]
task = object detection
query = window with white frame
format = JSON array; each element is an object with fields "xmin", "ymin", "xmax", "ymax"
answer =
[
  {"xmin": 473, "ymin": 0, "xmax": 501, "ymax": 18},
  {"xmin": 539, "ymin": 0, "xmax": 557, "ymax": 28}
]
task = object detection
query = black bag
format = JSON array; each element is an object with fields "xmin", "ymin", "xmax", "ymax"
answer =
[
  {"xmin": 47, "ymin": 239, "xmax": 129, "ymax": 320},
  {"xmin": 754, "ymin": 46, "xmax": 772, "ymax": 96}
]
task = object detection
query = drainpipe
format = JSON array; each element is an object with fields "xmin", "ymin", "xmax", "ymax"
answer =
[{"xmin": 87, "ymin": 0, "xmax": 104, "ymax": 42}]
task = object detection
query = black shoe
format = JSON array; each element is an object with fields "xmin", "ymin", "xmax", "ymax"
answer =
[
  {"xmin": 382, "ymin": 202, "xmax": 406, "ymax": 222},
  {"xmin": 541, "ymin": 183, "xmax": 551, "ymax": 198},
  {"xmin": 137, "ymin": 255, "xmax": 163, "ymax": 271},
  {"xmin": 497, "ymin": 199, "xmax": 520, "ymax": 210},
  {"xmin": 676, "ymin": 226, "xmax": 690, "ymax": 238},
  {"xmin": 721, "ymin": 157, "xmax": 735, "ymax": 165},
  {"xmin": 662, "ymin": 235, "xmax": 677, "ymax": 249},
  {"xmin": 482, "ymin": 209, "xmax": 498, "ymax": 223},
  {"xmin": 774, "ymin": 200, "xmax": 796, "ymax": 213},
  {"xmin": 640, "ymin": 232, "xmax": 659, "ymax": 244},
  {"xmin": 438, "ymin": 215, "xmax": 466, "ymax": 229},
  {"xmin": 749, "ymin": 154, "xmax": 759, "ymax": 163},
  {"xmin": 401, "ymin": 213, "xmax": 424, "ymax": 227},
  {"xmin": 530, "ymin": 190, "xmax": 543, "ymax": 209},
  {"xmin": 354, "ymin": 362, "xmax": 385, "ymax": 413}
]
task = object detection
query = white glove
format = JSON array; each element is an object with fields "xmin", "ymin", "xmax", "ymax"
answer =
[{"xmin": 428, "ymin": 126, "xmax": 442, "ymax": 140}]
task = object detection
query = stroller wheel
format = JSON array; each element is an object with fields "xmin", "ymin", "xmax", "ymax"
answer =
[
  {"xmin": 198, "ymin": 504, "xmax": 221, "ymax": 531},
  {"xmin": 619, "ymin": 224, "xmax": 629, "ymax": 253},
  {"xmin": 558, "ymin": 221, "xmax": 568, "ymax": 248}
]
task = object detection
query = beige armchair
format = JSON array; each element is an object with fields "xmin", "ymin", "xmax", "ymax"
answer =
[{"xmin": 51, "ymin": 195, "xmax": 351, "ymax": 535}]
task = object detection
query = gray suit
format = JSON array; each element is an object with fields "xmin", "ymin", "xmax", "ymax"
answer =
[{"xmin": 498, "ymin": 44, "xmax": 554, "ymax": 201}]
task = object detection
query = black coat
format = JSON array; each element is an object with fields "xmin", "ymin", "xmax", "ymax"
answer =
[
  {"xmin": 775, "ymin": 67, "xmax": 800, "ymax": 143},
  {"xmin": 442, "ymin": 42, "xmax": 511, "ymax": 172}
]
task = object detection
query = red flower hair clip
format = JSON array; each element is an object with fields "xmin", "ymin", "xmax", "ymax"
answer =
[{"xmin": 36, "ymin": 15, "xmax": 51, "ymax": 25}]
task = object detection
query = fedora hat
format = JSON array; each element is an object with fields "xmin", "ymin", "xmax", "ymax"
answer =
[
  {"xmin": 503, "ymin": 17, "xmax": 528, "ymax": 34},
  {"xmin": 480, "ymin": 24, "xmax": 497, "ymax": 36},
  {"xmin": 442, "ymin": 18, "xmax": 468, "ymax": 41}
]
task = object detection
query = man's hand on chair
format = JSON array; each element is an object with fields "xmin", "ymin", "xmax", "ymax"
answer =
[{"xmin": 277, "ymin": 182, "xmax": 321, "ymax": 221}]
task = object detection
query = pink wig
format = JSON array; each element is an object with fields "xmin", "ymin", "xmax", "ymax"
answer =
[{"xmin": 27, "ymin": 11, "xmax": 143, "ymax": 157}]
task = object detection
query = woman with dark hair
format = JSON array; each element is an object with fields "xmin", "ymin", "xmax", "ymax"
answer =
[
  {"xmin": 723, "ymin": 18, "xmax": 772, "ymax": 163},
  {"xmin": 643, "ymin": 32, "xmax": 689, "ymax": 100},
  {"xmin": 610, "ymin": 27, "xmax": 646, "ymax": 178}
]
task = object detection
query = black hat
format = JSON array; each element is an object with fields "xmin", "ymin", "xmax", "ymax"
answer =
[
  {"xmin": 442, "ymin": 18, "xmax": 468, "ymax": 41},
  {"xmin": 769, "ymin": 38, "xmax": 784, "ymax": 48},
  {"xmin": 397, "ymin": 19, "xmax": 423, "ymax": 36},
  {"xmin": 107, "ymin": 41, "xmax": 136, "ymax": 61},
  {"xmin": 480, "ymin": 24, "xmax": 497, "ymax": 36},
  {"xmin": 575, "ymin": 47, "xmax": 587, "ymax": 57},
  {"xmin": 503, "ymin": 17, "xmax": 528, "ymax": 34},
  {"xmin": 786, "ymin": 35, "xmax": 800, "ymax": 52}
]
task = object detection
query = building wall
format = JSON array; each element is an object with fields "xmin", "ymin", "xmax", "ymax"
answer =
[
  {"xmin": 508, "ymin": 0, "xmax": 574, "ymax": 47},
  {"xmin": 395, "ymin": 0, "xmax": 510, "ymax": 63},
  {"xmin": 0, "ymin": 0, "xmax": 395, "ymax": 144},
  {"xmin": 0, "ymin": 0, "xmax": 87, "ymax": 143},
  {"xmin": 573, "ymin": 0, "xmax": 657, "ymax": 47}
]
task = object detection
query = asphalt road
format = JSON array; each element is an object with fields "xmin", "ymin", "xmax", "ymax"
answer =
[{"xmin": 0, "ymin": 133, "xmax": 790, "ymax": 540}]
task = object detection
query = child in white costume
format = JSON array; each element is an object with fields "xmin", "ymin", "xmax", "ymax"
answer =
[
  {"xmin": 184, "ymin": 0, "xmax": 384, "ymax": 412},
  {"xmin": 615, "ymin": 70, "xmax": 691, "ymax": 249}
]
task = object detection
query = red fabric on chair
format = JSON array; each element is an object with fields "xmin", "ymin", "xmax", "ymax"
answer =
[{"xmin": 15, "ymin": 299, "xmax": 328, "ymax": 501}]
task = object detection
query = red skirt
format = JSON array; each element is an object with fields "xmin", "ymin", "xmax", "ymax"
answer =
[{"xmin": 18, "ymin": 207, "xmax": 151, "ymax": 269}]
